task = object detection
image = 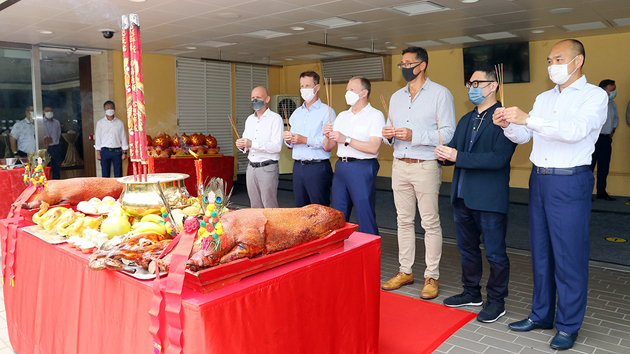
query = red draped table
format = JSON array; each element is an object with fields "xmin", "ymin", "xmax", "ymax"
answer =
[
  {"xmin": 0, "ymin": 167, "xmax": 50, "ymax": 218},
  {"xmin": 127, "ymin": 156, "xmax": 234, "ymax": 196},
  {"xmin": 0, "ymin": 218, "xmax": 380, "ymax": 354}
]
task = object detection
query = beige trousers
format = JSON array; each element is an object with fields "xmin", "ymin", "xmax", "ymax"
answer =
[{"xmin": 392, "ymin": 158, "xmax": 442, "ymax": 279}]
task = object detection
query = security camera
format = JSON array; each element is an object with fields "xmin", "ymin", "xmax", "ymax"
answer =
[{"xmin": 99, "ymin": 29, "xmax": 116, "ymax": 39}]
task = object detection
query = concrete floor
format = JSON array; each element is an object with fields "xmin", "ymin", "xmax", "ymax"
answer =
[{"xmin": 380, "ymin": 229, "xmax": 630, "ymax": 354}]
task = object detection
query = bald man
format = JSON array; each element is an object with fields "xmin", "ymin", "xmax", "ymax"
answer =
[
  {"xmin": 493, "ymin": 39, "xmax": 607, "ymax": 350},
  {"xmin": 236, "ymin": 86, "xmax": 283, "ymax": 208}
]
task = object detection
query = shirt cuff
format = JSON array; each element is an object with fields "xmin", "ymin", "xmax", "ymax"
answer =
[{"xmin": 525, "ymin": 116, "xmax": 544, "ymax": 132}]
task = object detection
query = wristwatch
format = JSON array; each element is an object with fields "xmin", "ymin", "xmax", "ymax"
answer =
[
  {"xmin": 344, "ymin": 136, "xmax": 352, "ymax": 147},
  {"xmin": 13, "ymin": 151, "xmax": 18, "ymax": 155}
]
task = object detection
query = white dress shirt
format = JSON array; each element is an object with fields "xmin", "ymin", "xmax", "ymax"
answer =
[
  {"xmin": 44, "ymin": 118, "xmax": 61, "ymax": 146},
  {"xmin": 241, "ymin": 108, "xmax": 283, "ymax": 162},
  {"xmin": 10, "ymin": 118, "xmax": 36, "ymax": 153},
  {"xmin": 94, "ymin": 116, "xmax": 129, "ymax": 151},
  {"xmin": 334, "ymin": 103, "xmax": 385, "ymax": 159},
  {"xmin": 503, "ymin": 75, "xmax": 608, "ymax": 168}
]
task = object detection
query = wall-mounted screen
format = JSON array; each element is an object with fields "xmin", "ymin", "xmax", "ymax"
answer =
[{"xmin": 463, "ymin": 42, "xmax": 530, "ymax": 84}]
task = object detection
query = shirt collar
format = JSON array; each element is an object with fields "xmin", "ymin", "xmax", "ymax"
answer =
[
  {"xmin": 347, "ymin": 102, "xmax": 372, "ymax": 115},
  {"xmin": 403, "ymin": 77, "xmax": 433, "ymax": 94},
  {"xmin": 553, "ymin": 75, "xmax": 587, "ymax": 93},
  {"xmin": 303, "ymin": 98, "xmax": 322, "ymax": 110},
  {"xmin": 23, "ymin": 118, "xmax": 33, "ymax": 125}
]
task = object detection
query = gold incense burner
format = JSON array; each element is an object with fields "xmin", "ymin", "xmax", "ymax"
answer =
[{"xmin": 117, "ymin": 173, "xmax": 190, "ymax": 219}]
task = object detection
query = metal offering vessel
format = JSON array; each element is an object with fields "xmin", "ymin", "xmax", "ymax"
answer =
[{"xmin": 117, "ymin": 173, "xmax": 190, "ymax": 219}]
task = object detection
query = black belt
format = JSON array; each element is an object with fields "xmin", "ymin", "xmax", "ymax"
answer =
[
  {"xmin": 101, "ymin": 147, "xmax": 122, "ymax": 151},
  {"xmin": 249, "ymin": 160, "xmax": 278, "ymax": 168},
  {"xmin": 339, "ymin": 157, "xmax": 377, "ymax": 162},
  {"xmin": 599, "ymin": 133, "xmax": 611, "ymax": 137},
  {"xmin": 296, "ymin": 159, "xmax": 325, "ymax": 165},
  {"xmin": 534, "ymin": 165, "xmax": 590, "ymax": 176}
]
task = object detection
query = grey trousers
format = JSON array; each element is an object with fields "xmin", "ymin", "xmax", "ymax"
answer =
[{"xmin": 246, "ymin": 163, "xmax": 279, "ymax": 208}]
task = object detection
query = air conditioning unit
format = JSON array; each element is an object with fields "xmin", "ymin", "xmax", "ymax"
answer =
[{"xmin": 270, "ymin": 95, "xmax": 300, "ymax": 123}]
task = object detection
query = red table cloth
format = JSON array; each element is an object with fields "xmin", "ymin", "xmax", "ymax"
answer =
[
  {"xmin": 127, "ymin": 156, "xmax": 234, "ymax": 197},
  {"xmin": 1, "ymin": 219, "xmax": 380, "ymax": 354},
  {"xmin": 0, "ymin": 167, "xmax": 50, "ymax": 218}
]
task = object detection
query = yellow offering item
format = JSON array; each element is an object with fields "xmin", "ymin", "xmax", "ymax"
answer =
[{"xmin": 100, "ymin": 215, "xmax": 131, "ymax": 238}]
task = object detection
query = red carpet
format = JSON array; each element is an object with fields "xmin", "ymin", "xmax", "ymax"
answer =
[{"xmin": 379, "ymin": 291, "xmax": 477, "ymax": 354}]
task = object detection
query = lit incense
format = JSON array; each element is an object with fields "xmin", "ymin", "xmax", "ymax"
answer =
[
  {"xmin": 148, "ymin": 154, "xmax": 154, "ymax": 174},
  {"xmin": 189, "ymin": 150, "xmax": 203, "ymax": 197},
  {"xmin": 437, "ymin": 114, "xmax": 444, "ymax": 163}
]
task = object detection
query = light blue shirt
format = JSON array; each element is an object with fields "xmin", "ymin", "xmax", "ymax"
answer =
[
  {"xmin": 385, "ymin": 78, "xmax": 456, "ymax": 160},
  {"xmin": 44, "ymin": 118, "xmax": 61, "ymax": 146},
  {"xmin": 600, "ymin": 99, "xmax": 618, "ymax": 135},
  {"xmin": 286, "ymin": 98, "xmax": 336, "ymax": 161}
]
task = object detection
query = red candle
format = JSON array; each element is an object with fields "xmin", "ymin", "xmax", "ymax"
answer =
[
  {"xmin": 148, "ymin": 155, "xmax": 154, "ymax": 174},
  {"xmin": 194, "ymin": 158, "xmax": 203, "ymax": 196}
]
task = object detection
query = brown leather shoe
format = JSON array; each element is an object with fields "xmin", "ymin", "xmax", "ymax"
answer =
[
  {"xmin": 381, "ymin": 271, "xmax": 414, "ymax": 291},
  {"xmin": 420, "ymin": 277, "xmax": 439, "ymax": 299}
]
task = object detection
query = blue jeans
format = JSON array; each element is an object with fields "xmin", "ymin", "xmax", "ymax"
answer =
[
  {"xmin": 100, "ymin": 148, "xmax": 123, "ymax": 178},
  {"xmin": 453, "ymin": 198, "xmax": 509, "ymax": 304}
]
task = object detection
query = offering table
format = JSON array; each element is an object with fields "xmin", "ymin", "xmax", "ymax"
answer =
[
  {"xmin": 0, "ymin": 167, "xmax": 50, "ymax": 218},
  {"xmin": 0, "ymin": 218, "xmax": 380, "ymax": 354}
]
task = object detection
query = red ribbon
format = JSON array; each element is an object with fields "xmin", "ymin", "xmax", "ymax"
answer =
[{"xmin": 2, "ymin": 186, "xmax": 35, "ymax": 286}]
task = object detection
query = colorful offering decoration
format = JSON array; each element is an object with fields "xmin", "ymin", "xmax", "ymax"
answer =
[
  {"xmin": 23, "ymin": 158, "xmax": 48, "ymax": 191},
  {"xmin": 122, "ymin": 14, "xmax": 148, "ymax": 182}
]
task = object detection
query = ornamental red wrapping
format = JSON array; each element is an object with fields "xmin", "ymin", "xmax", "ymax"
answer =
[
  {"xmin": 122, "ymin": 15, "xmax": 137, "ymax": 179},
  {"xmin": 129, "ymin": 14, "xmax": 148, "ymax": 174}
]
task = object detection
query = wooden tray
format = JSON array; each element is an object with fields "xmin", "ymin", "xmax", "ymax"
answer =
[
  {"xmin": 170, "ymin": 153, "xmax": 223, "ymax": 159},
  {"xmin": 184, "ymin": 222, "xmax": 358, "ymax": 293}
]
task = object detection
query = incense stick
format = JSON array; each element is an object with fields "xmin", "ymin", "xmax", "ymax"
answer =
[
  {"xmin": 324, "ymin": 78, "xmax": 332, "ymax": 124},
  {"xmin": 380, "ymin": 95, "xmax": 395, "ymax": 128},
  {"xmin": 282, "ymin": 104, "xmax": 290, "ymax": 130},
  {"xmin": 228, "ymin": 115, "xmax": 240, "ymax": 139},
  {"xmin": 436, "ymin": 114, "xmax": 444, "ymax": 163},
  {"xmin": 495, "ymin": 63, "xmax": 505, "ymax": 106}
]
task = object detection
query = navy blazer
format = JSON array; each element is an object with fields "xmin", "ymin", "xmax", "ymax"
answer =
[{"xmin": 439, "ymin": 102, "xmax": 517, "ymax": 214}]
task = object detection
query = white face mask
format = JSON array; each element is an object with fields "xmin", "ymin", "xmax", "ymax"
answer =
[
  {"xmin": 44, "ymin": 112, "xmax": 53, "ymax": 119},
  {"xmin": 300, "ymin": 88, "xmax": 316, "ymax": 102},
  {"xmin": 105, "ymin": 109, "xmax": 115, "ymax": 117},
  {"xmin": 548, "ymin": 56, "xmax": 579, "ymax": 85},
  {"xmin": 28, "ymin": 111, "xmax": 34, "ymax": 119},
  {"xmin": 345, "ymin": 90, "xmax": 363, "ymax": 106}
]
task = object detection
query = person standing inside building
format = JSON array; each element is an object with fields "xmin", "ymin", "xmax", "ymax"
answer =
[
  {"xmin": 236, "ymin": 86, "xmax": 283, "ymax": 208},
  {"xmin": 436, "ymin": 67, "xmax": 516, "ymax": 323},
  {"xmin": 43, "ymin": 106, "xmax": 63, "ymax": 179},
  {"xmin": 323, "ymin": 77, "xmax": 384, "ymax": 235},
  {"xmin": 283, "ymin": 71, "xmax": 335, "ymax": 207},
  {"xmin": 492, "ymin": 39, "xmax": 607, "ymax": 350},
  {"xmin": 590, "ymin": 79, "xmax": 618, "ymax": 201},
  {"xmin": 10, "ymin": 106, "xmax": 36, "ymax": 158},
  {"xmin": 94, "ymin": 101, "xmax": 128, "ymax": 178},
  {"xmin": 380, "ymin": 47, "xmax": 456, "ymax": 300}
]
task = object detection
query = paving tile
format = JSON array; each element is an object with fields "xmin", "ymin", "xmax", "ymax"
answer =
[{"xmin": 480, "ymin": 336, "xmax": 525, "ymax": 353}]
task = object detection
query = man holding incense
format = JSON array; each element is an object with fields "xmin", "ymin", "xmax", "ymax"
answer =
[
  {"xmin": 236, "ymin": 86, "xmax": 283, "ymax": 208},
  {"xmin": 492, "ymin": 39, "xmax": 607, "ymax": 350},
  {"xmin": 380, "ymin": 47, "xmax": 456, "ymax": 300},
  {"xmin": 323, "ymin": 77, "xmax": 384, "ymax": 235},
  {"xmin": 283, "ymin": 71, "xmax": 335, "ymax": 207},
  {"xmin": 435, "ymin": 66, "xmax": 516, "ymax": 323}
]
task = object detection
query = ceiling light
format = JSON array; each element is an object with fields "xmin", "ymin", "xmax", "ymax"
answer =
[
  {"xmin": 245, "ymin": 30, "xmax": 291, "ymax": 39},
  {"xmin": 185, "ymin": 46, "xmax": 197, "ymax": 50},
  {"xmin": 439, "ymin": 36, "xmax": 478, "ymax": 44},
  {"xmin": 385, "ymin": 1, "xmax": 450, "ymax": 16},
  {"xmin": 548, "ymin": 8, "xmax": 573, "ymax": 15},
  {"xmin": 563, "ymin": 21, "xmax": 607, "ymax": 31},
  {"xmin": 406, "ymin": 40, "xmax": 442, "ymax": 47},
  {"xmin": 320, "ymin": 51, "xmax": 350, "ymax": 57},
  {"xmin": 306, "ymin": 17, "xmax": 361, "ymax": 29},
  {"xmin": 196, "ymin": 40, "xmax": 237, "ymax": 47},
  {"xmin": 37, "ymin": 30, "xmax": 53, "ymax": 35},
  {"xmin": 217, "ymin": 13, "xmax": 241, "ymax": 19},
  {"xmin": 460, "ymin": 0, "xmax": 478, "ymax": 3},
  {"xmin": 129, "ymin": 0, "xmax": 146, "ymax": 2},
  {"xmin": 531, "ymin": 29, "xmax": 545, "ymax": 34},
  {"xmin": 613, "ymin": 17, "xmax": 630, "ymax": 26},
  {"xmin": 341, "ymin": 36, "xmax": 359, "ymax": 41},
  {"xmin": 477, "ymin": 31, "xmax": 517, "ymax": 40},
  {"xmin": 386, "ymin": 46, "xmax": 397, "ymax": 49},
  {"xmin": 290, "ymin": 26, "xmax": 305, "ymax": 31},
  {"xmin": 285, "ymin": 58, "xmax": 294, "ymax": 61}
]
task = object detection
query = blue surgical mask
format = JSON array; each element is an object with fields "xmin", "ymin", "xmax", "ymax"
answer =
[
  {"xmin": 468, "ymin": 87, "xmax": 488, "ymax": 106},
  {"xmin": 609, "ymin": 91, "xmax": 617, "ymax": 100},
  {"xmin": 252, "ymin": 99, "xmax": 265, "ymax": 111}
]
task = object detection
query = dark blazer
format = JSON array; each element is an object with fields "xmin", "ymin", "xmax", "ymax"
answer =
[{"xmin": 439, "ymin": 101, "xmax": 517, "ymax": 214}]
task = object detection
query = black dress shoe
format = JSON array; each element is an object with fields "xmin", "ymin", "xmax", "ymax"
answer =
[
  {"xmin": 597, "ymin": 194, "xmax": 616, "ymax": 201},
  {"xmin": 508, "ymin": 318, "xmax": 553, "ymax": 332},
  {"xmin": 550, "ymin": 331, "xmax": 578, "ymax": 350}
]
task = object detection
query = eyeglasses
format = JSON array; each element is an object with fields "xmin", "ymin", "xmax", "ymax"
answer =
[
  {"xmin": 397, "ymin": 62, "xmax": 421, "ymax": 69},
  {"xmin": 465, "ymin": 80, "xmax": 495, "ymax": 88}
]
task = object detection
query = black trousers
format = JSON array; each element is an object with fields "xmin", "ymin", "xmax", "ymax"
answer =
[
  {"xmin": 590, "ymin": 134, "xmax": 612, "ymax": 195},
  {"xmin": 47, "ymin": 144, "xmax": 63, "ymax": 180}
]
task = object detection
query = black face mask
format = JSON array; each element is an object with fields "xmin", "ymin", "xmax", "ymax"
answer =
[{"xmin": 402, "ymin": 63, "xmax": 421, "ymax": 82}]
